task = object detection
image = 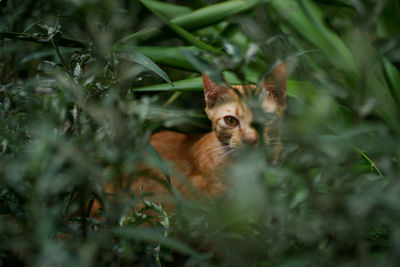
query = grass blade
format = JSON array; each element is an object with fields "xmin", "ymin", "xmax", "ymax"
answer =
[
  {"xmin": 139, "ymin": 0, "xmax": 192, "ymax": 20},
  {"xmin": 172, "ymin": 0, "xmax": 261, "ymax": 30},
  {"xmin": 133, "ymin": 77, "xmax": 203, "ymax": 92},
  {"xmin": 0, "ymin": 31, "xmax": 88, "ymax": 47},
  {"xmin": 133, "ymin": 75, "xmax": 305, "ymax": 99},
  {"xmin": 140, "ymin": 0, "xmax": 222, "ymax": 54},
  {"xmin": 311, "ymin": 0, "xmax": 355, "ymax": 8},
  {"xmin": 117, "ymin": 0, "xmax": 262, "ymax": 45},
  {"xmin": 270, "ymin": 0, "xmax": 355, "ymax": 72},
  {"xmin": 113, "ymin": 227, "xmax": 205, "ymax": 258},
  {"xmin": 382, "ymin": 58, "xmax": 400, "ymax": 117},
  {"xmin": 115, "ymin": 45, "xmax": 198, "ymax": 71},
  {"xmin": 353, "ymin": 146, "xmax": 383, "ymax": 177},
  {"xmin": 118, "ymin": 49, "xmax": 173, "ymax": 86},
  {"xmin": 145, "ymin": 141, "xmax": 171, "ymax": 185},
  {"xmin": 136, "ymin": 46, "xmax": 197, "ymax": 71}
]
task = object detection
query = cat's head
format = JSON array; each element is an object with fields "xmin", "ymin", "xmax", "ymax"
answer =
[{"xmin": 202, "ymin": 64, "xmax": 287, "ymax": 149}]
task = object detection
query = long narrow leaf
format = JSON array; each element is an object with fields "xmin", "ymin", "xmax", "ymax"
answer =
[
  {"xmin": 0, "ymin": 31, "xmax": 88, "ymax": 47},
  {"xmin": 136, "ymin": 46, "xmax": 197, "ymax": 70},
  {"xmin": 145, "ymin": 141, "xmax": 171, "ymax": 185},
  {"xmin": 172, "ymin": 0, "xmax": 261, "ymax": 30},
  {"xmin": 118, "ymin": 50, "xmax": 173, "ymax": 86},
  {"xmin": 382, "ymin": 58, "xmax": 400, "ymax": 117},
  {"xmin": 270, "ymin": 0, "xmax": 355, "ymax": 72},
  {"xmin": 139, "ymin": 0, "xmax": 192, "ymax": 20},
  {"xmin": 115, "ymin": 45, "xmax": 198, "ymax": 71},
  {"xmin": 133, "ymin": 77, "xmax": 203, "ymax": 92},
  {"xmin": 133, "ymin": 76, "xmax": 308, "ymax": 98},
  {"xmin": 311, "ymin": 0, "xmax": 354, "ymax": 8},
  {"xmin": 113, "ymin": 228, "xmax": 203, "ymax": 258},
  {"xmin": 140, "ymin": 0, "xmax": 222, "ymax": 54},
  {"xmin": 117, "ymin": 0, "xmax": 262, "ymax": 45}
]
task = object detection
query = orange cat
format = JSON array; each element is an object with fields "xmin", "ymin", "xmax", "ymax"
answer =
[{"xmin": 91, "ymin": 64, "xmax": 287, "ymax": 216}]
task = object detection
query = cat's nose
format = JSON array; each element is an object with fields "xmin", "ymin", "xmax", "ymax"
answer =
[{"xmin": 243, "ymin": 135, "xmax": 258, "ymax": 146}]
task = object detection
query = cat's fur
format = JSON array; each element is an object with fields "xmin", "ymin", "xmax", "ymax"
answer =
[{"xmin": 91, "ymin": 64, "xmax": 286, "ymax": 215}]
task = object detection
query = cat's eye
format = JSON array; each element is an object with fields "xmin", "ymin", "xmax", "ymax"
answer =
[{"xmin": 224, "ymin": 116, "xmax": 239, "ymax": 127}]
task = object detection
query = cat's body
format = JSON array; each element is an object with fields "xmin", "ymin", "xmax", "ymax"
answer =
[
  {"xmin": 96, "ymin": 131, "xmax": 226, "ymax": 215},
  {"xmin": 91, "ymin": 65, "xmax": 287, "ymax": 216},
  {"xmin": 150, "ymin": 130, "xmax": 226, "ymax": 194}
]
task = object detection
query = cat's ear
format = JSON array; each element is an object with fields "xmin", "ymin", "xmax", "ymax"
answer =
[
  {"xmin": 202, "ymin": 73, "xmax": 229, "ymax": 107},
  {"xmin": 263, "ymin": 63, "xmax": 287, "ymax": 105}
]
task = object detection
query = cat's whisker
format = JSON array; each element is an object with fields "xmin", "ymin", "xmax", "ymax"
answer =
[
  {"xmin": 196, "ymin": 142, "xmax": 229, "ymax": 152},
  {"xmin": 265, "ymin": 138, "xmax": 287, "ymax": 144},
  {"xmin": 264, "ymin": 143, "xmax": 283, "ymax": 147},
  {"xmin": 194, "ymin": 143, "xmax": 226, "ymax": 156},
  {"xmin": 266, "ymin": 140, "xmax": 284, "ymax": 143},
  {"xmin": 215, "ymin": 149, "xmax": 234, "ymax": 165},
  {"xmin": 202, "ymin": 147, "xmax": 232, "ymax": 163},
  {"xmin": 267, "ymin": 137, "xmax": 282, "ymax": 140},
  {"xmin": 92, "ymin": 66, "xmax": 288, "ymax": 218},
  {"xmin": 271, "ymin": 137, "xmax": 289, "ymax": 141},
  {"xmin": 198, "ymin": 145, "xmax": 231, "ymax": 162},
  {"xmin": 265, "ymin": 142, "xmax": 284, "ymax": 145},
  {"xmin": 197, "ymin": 143, "xmax": 231, "ymax": 153},
  {"xmin": 266, "ymin": 138, "xmax": 288, "ymax": 142},
  {"xmin": 215, "ymin": 147, "xmax": 233, "ymax": 159}
]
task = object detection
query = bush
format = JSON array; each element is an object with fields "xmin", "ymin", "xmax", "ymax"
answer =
[{"xmin": 1, "ymin": 0, "xmax": 400, "ymax": 266}]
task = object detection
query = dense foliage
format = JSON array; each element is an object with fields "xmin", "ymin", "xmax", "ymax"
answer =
[{"xmin": 1, "ymin": 0, "xmax": 400, "ymax": 266}]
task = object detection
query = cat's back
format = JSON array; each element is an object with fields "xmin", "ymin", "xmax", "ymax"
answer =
[
  {"xmin": 149, "ymin": 130, "xmax": 225, "ymax": 195},
  {"xmin": 150, "ymin": 130, "xmax": 205, "ymax": 164}
]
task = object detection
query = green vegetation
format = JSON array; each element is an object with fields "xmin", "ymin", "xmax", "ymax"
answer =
[{"xmin": 1, "ymin": 0, "xmax": 400, "ymax": 266}]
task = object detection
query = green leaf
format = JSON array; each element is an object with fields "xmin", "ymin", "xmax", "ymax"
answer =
[
  {"xmin": 312, "ymin": 0, "xmax": 354, "ymax": 8},
  {"xmin": 182, "ymin": 49, "xmax": 225, "ymax": 83},
  {"xmin": 117, "ymin": 0, "xmax": 262, "ymax": 44},
  {"xmin": 382, "ymin": 58, "xmax": 400, "ymax": 117},
  {"xmin": 172, "ymin": 0, "xmax": 261, "ymax": 30},
  {"xmin": 133, "ymin": 77, "xmax": 203, "ymax": 92},
  {"xmin": 113, "ymin": 227, "xmax": 205, "ymax": 258},
  {"xmin": 117, "ymin": 49, "xmax": 173, "ymax": 86},
  {"xmin": 138, "ymin": 0, "xmax": 192, "ymax": 20},
  {"xmin": 375, "ymin": 35, "xmax": 400, "ymax": 63},
  {"xmin": 140, "ymin": 0, "xmax": 222, "ymax": 54},
  {"xmin": 145, "ymin": 142, "xmax": 171, "ymax": 185},
  {"xmin": 270, "ymin": 0, "xmax": 356, "ymax": 73},
  {"xmin": 133, "ymin": 75, "xmax": 306, "ymax": 99},
  {"xmin": 115, "ymin": 45, "xmax": 198, "ymax": 71},
  {"xmin": 0, "ymin": 31, "xmax": 88, "ymax": 47},
  {"xmin": 137, "ymin": 46, "xmax": 197, "ymax": 70},
  {"xmin": 21, "ymin": 49, "xmax": 57, "ymax": 63},
  {"xmin": 353, "ymin": 146, "xmax": 383, "ymax": 177}
]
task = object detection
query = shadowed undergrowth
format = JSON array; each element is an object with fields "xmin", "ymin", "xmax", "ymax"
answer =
[{"xmin": 1, "ymin": 0, "xmax": 400, "ymax": 266}]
